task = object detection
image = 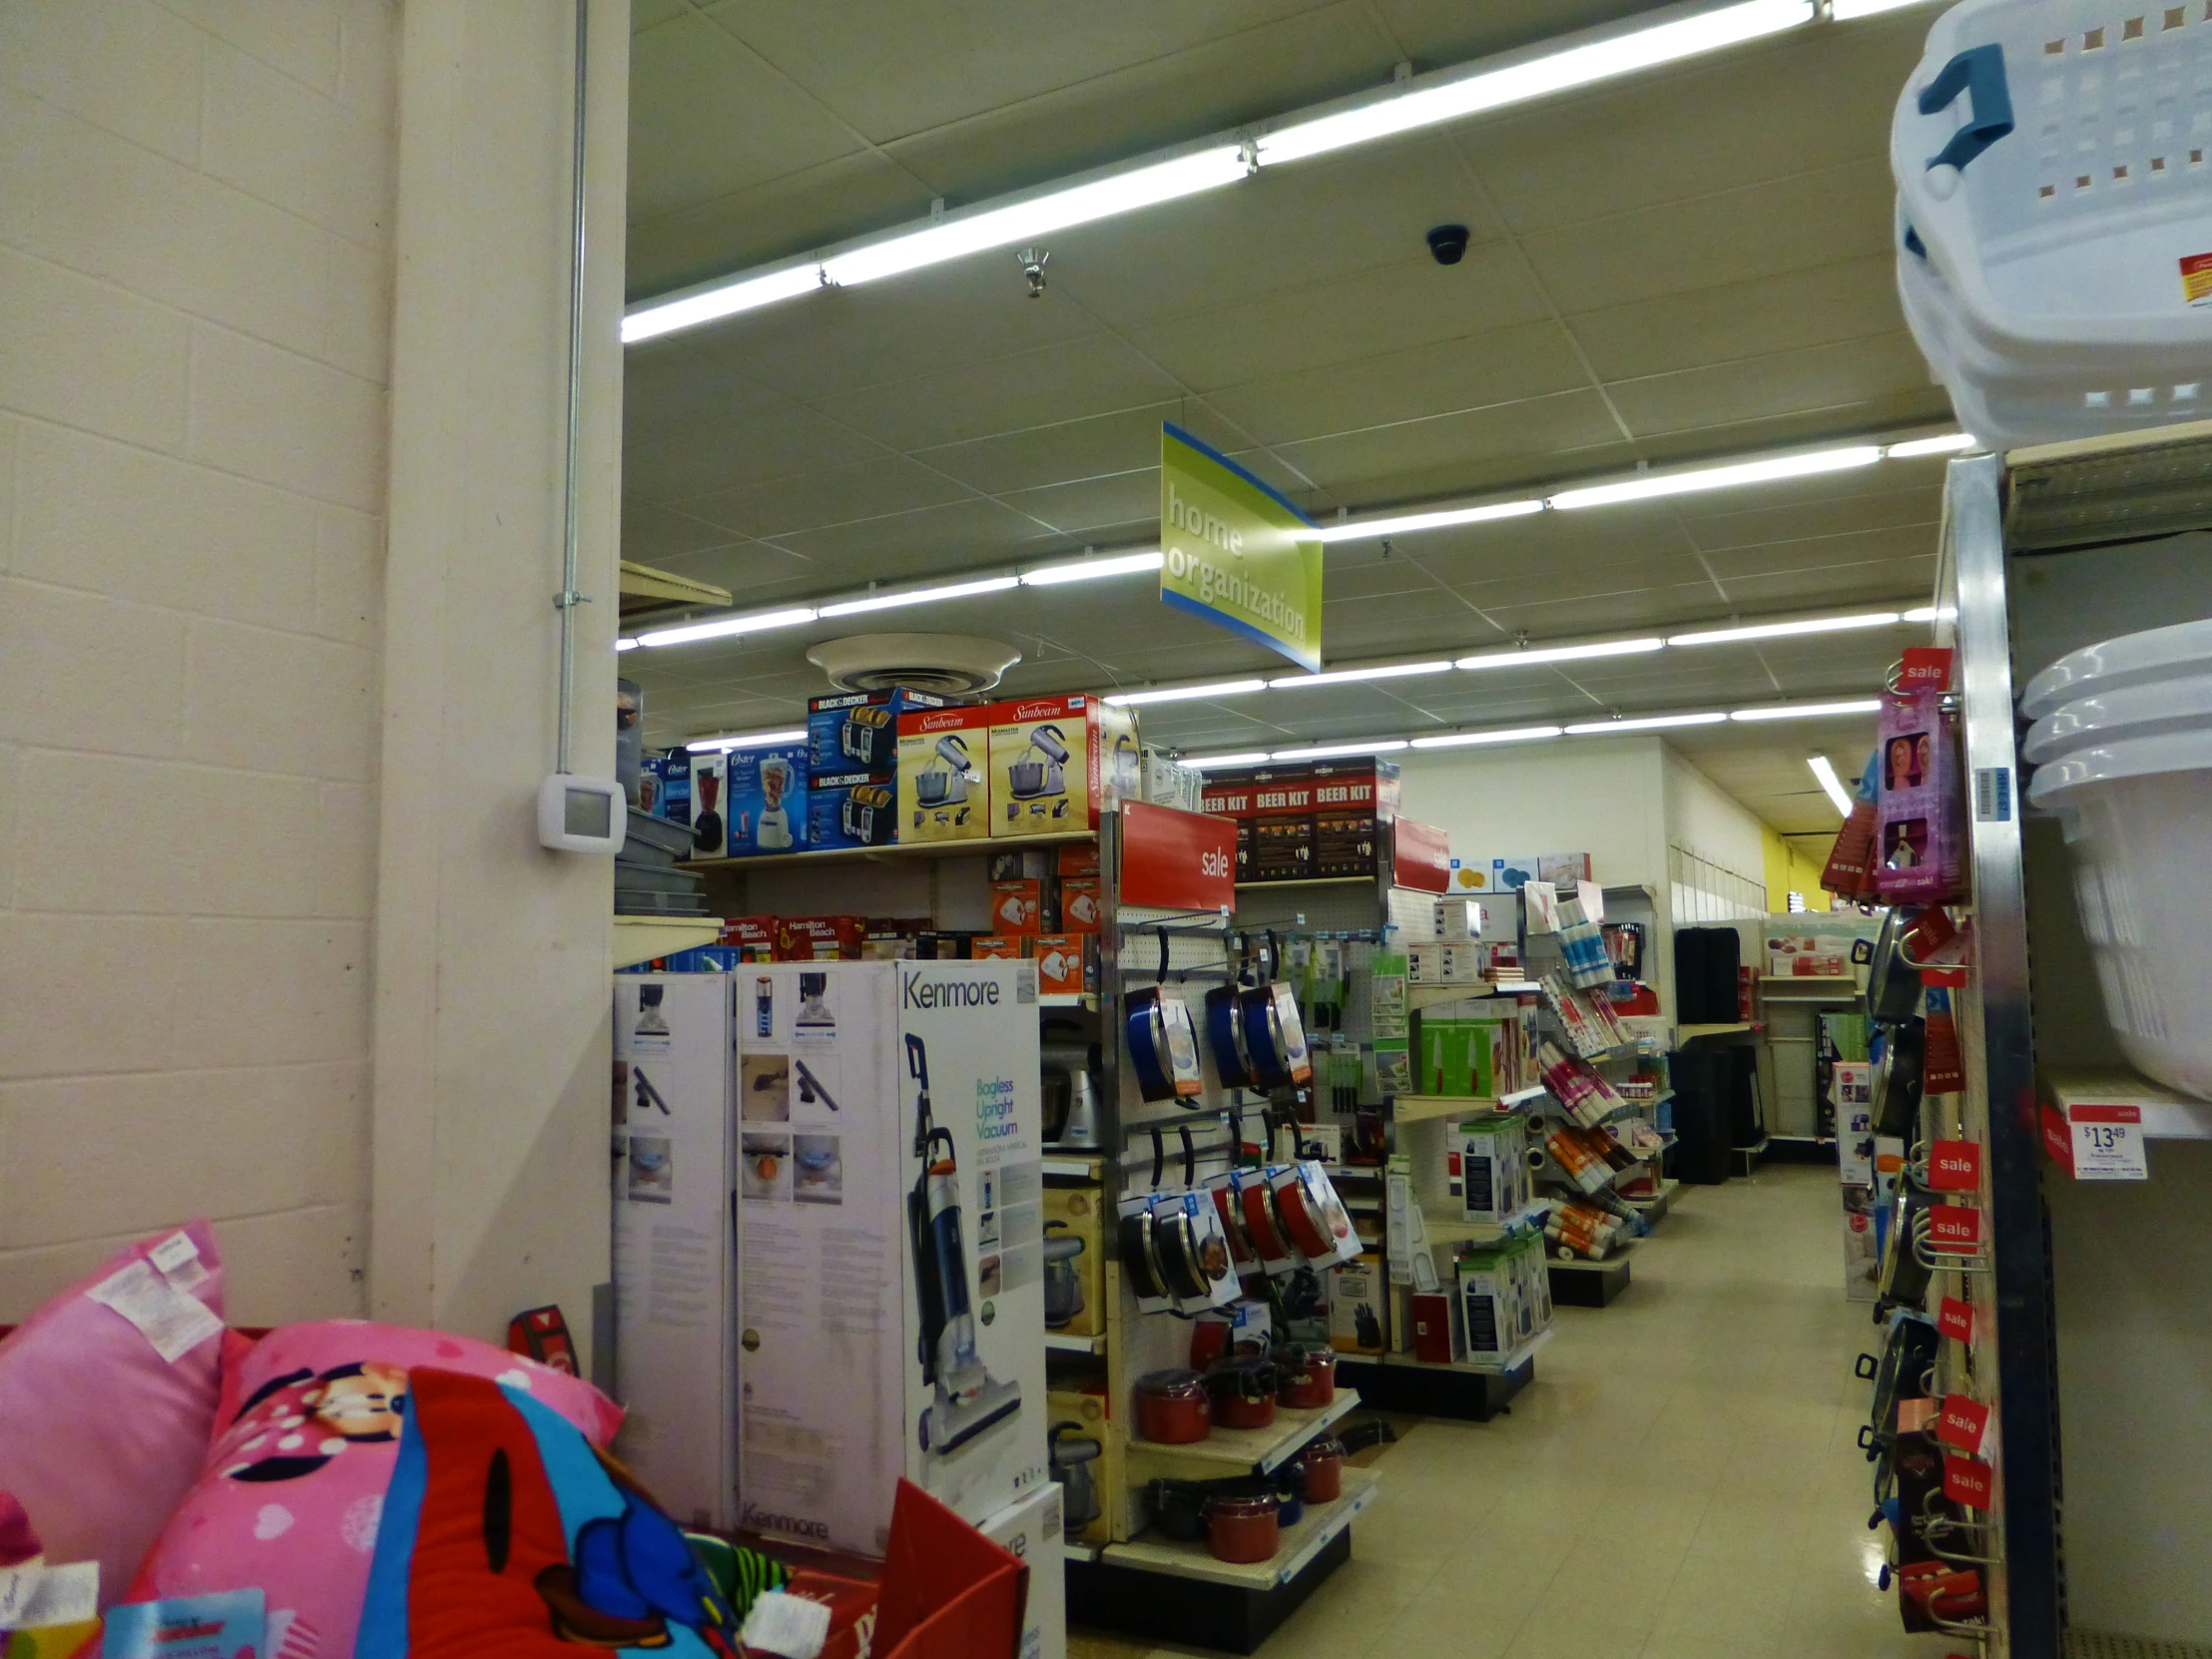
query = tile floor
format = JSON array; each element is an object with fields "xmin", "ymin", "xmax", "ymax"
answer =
[{"xmin": 1071, "ymin": 1164, "xmax": 1958, "ymax": 1659}]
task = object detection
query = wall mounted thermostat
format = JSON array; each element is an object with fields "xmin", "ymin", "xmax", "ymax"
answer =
[{"xmin": 538, "ymin": 774, "xmax": 628, "ymax": 854}]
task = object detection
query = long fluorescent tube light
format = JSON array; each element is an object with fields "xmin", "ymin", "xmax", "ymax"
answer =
[
  {"xmin": 1178, "ymin": 751, "xmax": 1271, "ymax": 769},
  {"xmin": 1668, "ymin": 611, "xmax": 1900, "ymax": 647},
  {"xmin": 1408, "ymin": 725, "xmax": 1565, "ymax": 749},
  {"xmin": 616, "ymin": 637, "xmax": 639, "ymax": 652},
  {"xmin": 1551, "ymin": 445, "xmax": 1881, "ymax": 511},
  {"xmin": 1314, "ymin": 499, "xmax": 1543, "ymax": 543},
  {"xmin": 1903, "ymin": 605, "xmax": 1956, "ymax": 623},
  {"xmin": 817, "ymin": 576, "xmax": 1020, "ymax": 618},
  {"xmin": 1885, "ymin": 432, "xmax": 1973, "ymax": 458},
  {"xmin": 1271, "ymin": 740, "xmax": 1411, "ymax": 761},
  {"xmin": 1257, "ymin": 0, "xmax": 1812, "ymax": 166},
  {"xmin": 622, "ymin": 265, "xmax": 824, "ymax": 345},
  {"xmin": 1831, "ymin": 0, "xmax": 1938, "ymax": 17},
  {"xmin": 1808, "ymin": 754, "xmax": 1856, "ymax": 815},
  {"xmin": 1020, "ymin": 550, "xmax": 1164, "ymax": 586},
  {"xmin": 1269, "ymin": 660, "xmax": 1454, "ymax": 689},
  {"xmin": 823, "ymin": 149, "xmax": 1250, "ymax": 287},
  {"xmin": 1564, "ymin": 712, "xmax": 1729, "ymax": 734},
  {"xmin": 1730, "ymin": 699, "xmax": 1885, "ymax": 722},
  {"xmin": 686, "ymin": 728, "xmax": 809, "ymax": 754},
  {"xmin": 1457, "ymin": 638, "xmax": 1665, "ymax": 670},
  {"xmin": 637, "ymin": 606, "xmax": 820, "ymax": 649},
  {"xmin": 1104, "ymin": 679, "xmax": 1269, "ymax": 706}
]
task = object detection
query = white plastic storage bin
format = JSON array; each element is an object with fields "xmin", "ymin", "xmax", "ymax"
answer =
[
  {"xmin": 2020, "ymin": 614, "xmax": 2212, "ymax": 715},
  {"xmin": 1893, "ymin": 0, "xmax": 2212, "ymax": 445}
]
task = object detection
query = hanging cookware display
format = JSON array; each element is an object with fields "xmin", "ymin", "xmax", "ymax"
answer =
[
  {"xmin": 1205, "ymin": 934, "xmax": 1259, "ymax": 1088},
  {"xmin": 1210, "ymin": 1183, "xmax": 1256, "ymax": 1266},
  {"xmin": 1869, "ymin": 906, "xmax": 1934, "ymax": 1026},
  {"xmin": 1151, "ymin": 1203, "xmax": 1211, "ymax": 1302},
  {"xmin": 1273, "ymin": 1163, "xmax": 1356, "ymax": 1264},
  {"xmin": 1237, "ymin": 1172, "xmax": 1293, "ymax": 1266},
  {"xmin": 1874, "ymin": 1018, "xmax": 1928, "ymax": 1138},
  {"xmin": 1117, "ymin": 1207, "xmax": 1170, "ymax": 1300},
  {"xmin": 1241, "ymin": 932, "xmax": 1314, "ymax": 1088},
  {"xmin": 1126, "ymin": 928, "xmax": 1205, "ymax": 1103}
]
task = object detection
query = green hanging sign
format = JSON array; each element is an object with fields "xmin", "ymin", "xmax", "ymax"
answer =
[{"xmin": 1159, "ymin": 423, "xmax": 1323, "ymax": 674}]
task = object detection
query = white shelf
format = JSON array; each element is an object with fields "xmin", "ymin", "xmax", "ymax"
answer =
[
  {"xmin": 1369, "ymin": 1325, "xmax": 1554, "ymax": 1377},
  {"xmin": 2043, "ymin": 1069, "xmax": 2212, "ymax": 1139},
  {"xmin": 1038, "ymin": 992, "xmax": 1099, "ymax": 1009},
  {"xmin": 1042, "ymin": 1156, "xmax": 1104, "ymax": 1179},
  {"xmin": 1499, "ymin": 1082, "xmax": 1549, "ymax": 1107},
  {"xmin": 1058, "ymin": 1540, "xmax": 1101, "ymax": 1566},
  {"xmin": 1416, "ymin": 1198, "xmax": 1551, "ymax": 1246},
  {"xmin": 612, "ymin": 914, "xmax": 722, "ymax": 969},
  {"xmin": 1045, "ymin": 1331, "xmax": 1106, "ymax": 1355},
  {"xmin": 681, "ymin": 828, "xmax": 1092, "ymax": 872},
  {"xmin": 1393, "ymin": 1092, "xmax": 1522, "ymax": 1125},
  {"xmin": 1677, "ymin": 1022, "xmax": 1755, "ymax": 1038},
  {"xmin": 1103, "ymin": 1469, "xmax": 1379, "ymax": 1589},
  {"xmin": 1125, "ymin": 1389, "xmax": 1361, "ymax": 1479}
]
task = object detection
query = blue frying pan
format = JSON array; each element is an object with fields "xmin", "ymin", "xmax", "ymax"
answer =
[{"xmin": 1205, "ymin": 933, "xmax": 1258, "ymax": 1088}]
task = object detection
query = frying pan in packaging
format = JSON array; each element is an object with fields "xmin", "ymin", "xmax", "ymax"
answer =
[
  {"xmin": 1118, "ymin": 1208, "xmax": 1171, "ymax": 1300},
  {"xmin": 1238, "ymin": 1175, "xmax": 1291, "ymax": 1264},
  {"xmin": 1126, "ymin": 987, "xmax": 1177, "ymax": 1103},
  {"xmin": 1206, "ymin": 979, "xmax": 1259, "ymax": 1088},
  {"xmin": 1275, "ymin": 1163, "xmax": 1355, "ymax": 1262},
  {"xmin": 1874, "ymin": 1018, "xmax": 1927, "ymax": 1138},
  {"xmin": 1211, "ymin": 1184, "xmax": 1256, "ymax": 1265}
]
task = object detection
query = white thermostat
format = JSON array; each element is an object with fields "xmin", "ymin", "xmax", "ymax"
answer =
[{"xmin": 538, "ymin": 774, "xmax": 628, "ymax": 854}]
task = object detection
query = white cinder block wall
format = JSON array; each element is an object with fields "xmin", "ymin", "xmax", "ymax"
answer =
[{"xmin": 0, "ymin": 1, "xmax": 396, "ymax": 1322}]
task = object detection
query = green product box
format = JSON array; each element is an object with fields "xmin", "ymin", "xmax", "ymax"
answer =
[{"xmin": 1416, "ymin": 1017, "xmax": 1507, "ymax": 1097}]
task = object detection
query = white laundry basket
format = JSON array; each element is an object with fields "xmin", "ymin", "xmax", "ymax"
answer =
[
  {"xmin": 2023, "ymin": 670, "xmax": 2212, "ymax": 759},
  {"xmin": 2019, "ymin": 614, "xmax": 2212, "ymax": 715},
  {"xmin": 2027, "ymin": 730, "xmax": 2212, "ymax": 1097},
  {"xmin": 1893, "ymin": 0, "xmax": 2212, "ymax": 443}
]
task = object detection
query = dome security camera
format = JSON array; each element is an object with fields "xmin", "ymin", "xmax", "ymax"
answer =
[{"xmin": 1426, "ymin": 224, "xmax": 1470, "ymax": 266}]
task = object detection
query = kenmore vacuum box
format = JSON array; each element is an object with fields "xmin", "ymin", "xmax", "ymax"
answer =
[{"xmin": 616, "ymin": 960, "xmax": 1046, "ymax": 1555}]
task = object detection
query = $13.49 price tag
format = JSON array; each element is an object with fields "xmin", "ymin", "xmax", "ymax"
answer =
[{"xmin": 2068, "ymin": 1104, "xmax": 2147, "ymax": 1181}]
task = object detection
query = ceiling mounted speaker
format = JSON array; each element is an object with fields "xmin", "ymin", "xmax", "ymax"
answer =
[{"xmin": 807, "ymin": 634, "xmax": 1023, "ymax": 695}]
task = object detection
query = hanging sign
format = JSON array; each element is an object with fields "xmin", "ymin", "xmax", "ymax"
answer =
[
  {"xmin": 1391, "ymin": 820, "xmax": 1450, "ymax": 893},
  {"xmin": 2067, "ymin": 1102, "xmax": 2148, "ymax": 1180},
  {"xmin": 1936, "ymin": 1393, "xmax": 1991, "ymax": 1455},
  {"xmin": 1928, "ymin": 1204, "xmax": 1982, "ymax": 1251},
  {"xmin": 1926, "ymin": 1139, "xmax": 1982, "ymax": 1192},
  {"xmin": 1160, "ymin": 423, "xmax": 1323, "ymax": 673},
  {"xmin": 1941, "ymin": 1452, "xmax": 1994, "ymax": 1510},
  {"xmin": 1936, "ymin": 1295, "xmax": 1975, "ymax": 1345},
  {"xmin": 1119, "ymin": 800, "xmax": 1237, "ymax": 912}
]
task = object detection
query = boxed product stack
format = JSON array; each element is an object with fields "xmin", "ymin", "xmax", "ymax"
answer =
[
  {"xmin": 812, "ymin": 688, "xmax": 949, "ymax": 850},
  {"xmin": 1200, "ymin": 758, "xmax": 1400, "ymax": 883},
  {"xmin": 971, "ymin": 843, "xmax": 1100, "ymax": 996},
  {"xmin": 1457, "ymin": 1233, "xmax": 1552, "ymax": 1360},
  {"xmin": 896, "ymin": 694, "xmax": 1138, "ymax": 844},
  {"xmin": 1412, "ymin": 999, "xmax": 1536, "ymax": 1098},
  {"xmin": 616, "ymin": 807, "xmax": 709, "ymax": 915},
  {"xmin": 685, "ymin": 745, "xmax": 811, "ymax": 859}
]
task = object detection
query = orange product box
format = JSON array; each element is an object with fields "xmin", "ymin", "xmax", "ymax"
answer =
[
  {"xmin": 1033, "ymin": 934, "xmax": 1086, "ymax": 996},
  {"xmin": 775, "ymin": 914, "xmax": 865, "ymax": 960},
  {"xmin": 718, "ymin": 915, "xmax": 778, "ymax": 959},
  {"xmin": 1057, "ymin": 840, "xmax": 1101, "ymax": 878},
  {"xmin": 971, "ymin": 934, "xmax": 1034, "ymax": 961},
  {"xmin": 1059, "ymin": 875, "xmax": 1103, "ymax": 933},
  {"xmin": 988, "ymin": 878, "xmax": 1041, "ymax": 934}
]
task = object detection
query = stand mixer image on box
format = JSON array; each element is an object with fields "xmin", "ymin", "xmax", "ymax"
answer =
[
  {"xmin": 906, "ymin": 1033, "xmax": 1021, "ymax": 1455},
  {"xmin": 1006, "ymin": 724, "xmax": 1071, "ymax": 822},
  {"xmin": 912, "ymin": 735, "xmax": 979, "ymax": 829}
]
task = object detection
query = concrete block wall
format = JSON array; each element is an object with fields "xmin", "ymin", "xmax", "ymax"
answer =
[{"xmin": 0, "ymin": 0, "xmax": 395, "ymax": 1322}]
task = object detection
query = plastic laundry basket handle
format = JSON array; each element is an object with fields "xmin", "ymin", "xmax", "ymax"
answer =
[{"xmin": 1918, "ymin": 43, "xmax": 2013, "ymax": 174}]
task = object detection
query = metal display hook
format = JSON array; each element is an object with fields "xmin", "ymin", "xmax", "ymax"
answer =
[
  {"xmin": 1149, "ymin": 1126, "xmax": 1166, "ymax": 1191},
  {"xmin": 1179, "ymin": 1123, "xmax": 1197, "ymax": 1187},
  {"xmin": 1919, "ymin": 1488, "xmax": 2003, "ymax": 1567},
  {"xmin": 1912, "ymin": 1210, "xmax": 1994, "ymax": 1274}
]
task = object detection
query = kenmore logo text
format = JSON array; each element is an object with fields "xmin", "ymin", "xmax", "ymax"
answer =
[{"xmin": 902, "ymin": 973, "xmax": 1002, "ymax": 1010}]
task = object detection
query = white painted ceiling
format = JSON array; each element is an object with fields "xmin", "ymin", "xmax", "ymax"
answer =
[{"xmin": 619, "ymin": 0, "xmax": 1951, "ymax": 838}]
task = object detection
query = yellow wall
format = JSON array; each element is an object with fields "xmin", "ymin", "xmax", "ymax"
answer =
[{"xmin": 1762, "ymin": 824, "xmax": 1834, "ymax": 911}]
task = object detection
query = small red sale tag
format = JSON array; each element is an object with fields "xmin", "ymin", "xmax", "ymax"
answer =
[
  {"xmin": 2041, "ymin": 1104, "xmax": 2076, "ymax": 1173},
  {"xmin": 1937, "ymin": 1296, "xmax": 1974, "ymax": 1344},
  {"xmin": 1929, "ymin": 1204, "xmax": 1982, "ymax": 1250},
  {"xmin": 1900, "ymin": 646, "xmax": 1956, "ymax": 692},
  {"xmin": 1943, "ymin": 1452, "xmax": 1994, "ymax": 1509},
  {"xmin": 1922, "ymin": 964, "xmax": 1969, "ymax": 987},
  {"xmin": 1927, "ymin": 1139, "xmax": 1982, "ymax": 1192},
  {"xmin": 1936, "ymin": 1392, "xmax": 1991, "ymax": 1454}
]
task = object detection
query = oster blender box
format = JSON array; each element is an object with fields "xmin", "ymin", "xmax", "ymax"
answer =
[
  {"xmin": 897, "ymin": 703, "xmax": 997, "ymax": 844},
  {"xmin": 726, "ymin": 745, "xmax": 812, "ymax": 856},
  {"xmin": 987, "ymin": 695, "xmax": 1139, "ymax": 838},
  {"xmin": 808, "ymin": 688, "xmax": 951, "ymax": 773}
]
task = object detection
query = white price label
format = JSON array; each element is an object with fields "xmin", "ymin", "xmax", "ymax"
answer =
[{"xmin": 2069, "ymin": 1105, "xmax": 2147, "ymax": 1181}]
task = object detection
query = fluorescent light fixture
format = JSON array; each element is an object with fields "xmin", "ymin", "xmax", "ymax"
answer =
[
  {"xmin": 1668, "ymin": 611, "xmax": 1900, "ymax": 647},
  {"xmin": 1177, "ymin": 751, "xmax": 1270, "ymax": 769},
  {"xmin": 686, "ymin": 728, "xmax": 809, "ymax": 754},
  {"xmin": 637, "ymin": 606, "xmax": 820, "ymax": 649},
  {"xmin": 1409, "ymin": 725, "xmax": 1565, "ymax": 749},
  {"xmin": 622, "ymin": 265, "xmax": 824, "ymax": 344},
  {"xmin": 1270, "ymin": 740, "xmax": 1411, "ymax": 760},
  {"xmin": 1269, "ymin": 660, "xmax": 1454, "ymax": 689},
  {"xmin": 616, "ymin": 637, "xmax": 639, "ymax": 652},
  {"xmin": 817, "ymin": 576, "xmax": 1020, "ymax": 618},
  {"xmin": 1456, "ymin": 637, "xmax": 1665, "ymax": 670},
  {"xmin": 1313, "ymin": 499, "xmax": 1543, "ymax": 543},
  {"xmin": 1730, "ymin": 699, "xmax": 1885, "ymax": 722},
  {"xmin": 823, "ymin": 149, "xmax": 1250, "ymax": 287},
  {"xmin": 1808, "ymin": 754, "xmax": 1856, "ymax": 816},
  {"xmin": 1563, "ymin": 711, "xmax": 1729, "ymax": 734},
  {"xmin": 1257, "ymin": 0, "xmax": 1812, "ymax": 166},
  {"xmin": 1550, "ymin": 444, "xmax": 1881, "ymax": 511},
  {"xmin": 1884, "ymin": 432, "xmax": 1973, "ymax": 458},
  {"xmin": 1903, "ymin": 605, "xmax": 1957, "ymax": 623},
  {"xmin": 1104, "ymin": 679, "xmax": 1269, "ymax": 707},
  {"xmin": 1019, "ymin": 550, "xmax": 1164, "ymax": 586},
  {"xmin": 1831, "ymin": 0, "xmax": 1939, "ymax": 18}
]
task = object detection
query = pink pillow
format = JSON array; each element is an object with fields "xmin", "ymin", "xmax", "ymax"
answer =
[
  {"xmin": 0, "ymin": 1221, "xmax": 228, "ymax": 1607},
  {"xmin": 130, "ymin": 1321, "xmax": 622, "ymax": 1659}
]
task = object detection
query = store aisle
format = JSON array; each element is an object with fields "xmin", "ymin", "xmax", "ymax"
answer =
[{"xmin": 1073, "ymin": 1166, "xmax": 1939, "ymax": 1659}]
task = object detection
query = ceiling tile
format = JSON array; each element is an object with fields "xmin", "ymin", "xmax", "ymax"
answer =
[
  {"xmin": 1605, "ymin": 332, "xmax": 1936, "ymax": 440},
  {"xmin": 624, "ymin": 399, "xmax": 889, "ymax": 505},
  {"xmin": 621, "ymin": 499, "xmax": 749, "ymax": 564},
  {"xmin": 633, "ymin": 0, "xmax": 688, "ymax": 30},
  {"xmin": 1376, "ymin": 0, "xmax": 1670, "ymax": 68},
  {"xmin": 1568, "ymin": 255, "xmax": 1906, "ymax": 384},
  {"xmin": 622, "ymin": 339, "xmax": 791, "ymax": 450},
  {"xmin": 915, "ymin": 402, "xmax": 1176, "ymax": 496},
  {"xmin": 679, "ymin": 455, "xmax": 979, "ymax": 538},
  {"xmin": 1451, "ymin": 554, "xmax": 1718, "ymax": 612},
  {"xmin": 1696, "ymin": 524, "xmax": 1936, "ymax": 580},
  {"xmin": 812, "ymin": 333, "xmax": 1186, "ymax": 451},
  {"xmin": 1204, "ymin": 319, "xmax": 1589, "ymax": 447},
  {"xmin": 1713, "ymin": 559, "xmax": 1935, "ymax": 610},
  {"xmin": 1515, "ymin": 157, "xmax": 1896, "ymax": 316},
  {"xmin": 1275, "ymin": 389, "xmax": 1624, "ymax": 493},
  {"xmin": 1673, "ymin": 474, "xmax": 1942, "ymax": 549},
  {"xmin": 626, "ymin": 14, "xmax": 868, "ymax": 221},
  {"xmin": 637, "ymin": 543, "xmax": 823, "ymax": 601},
  {"xmin": 762, "ymin": 494, "xmax": 1052, "ymax": 572},
  {"xmin": 996, "ymin": 470, "xmax": 1162, "ymax": 537}
]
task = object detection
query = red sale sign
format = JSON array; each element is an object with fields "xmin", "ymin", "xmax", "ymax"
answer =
[
  {"xmin": 1937, "ymin": 1296, "xmax": 1974, "ymax": 1345},
  {"xmin": 1942, "ymin": 1453, "xmax": 1994, "ymax": 1510},
  {"xmin": 1118, "ymin": 800, "xmax": 1237, "ymax": 911},
  {"xmin": 1391, "ymin": 819, "xmax": 1450, "ymax": 893},
  {"xmin": 1900, "ymin": 646, "xmax": 1955, "ymax": 692},
  {"xmin": 1936, "ymin": 1393, "xmax": 1990, "ymax": 1455},
  {"xmin": 1929, "ymin": 1204, "xmax": 1982, "ymax": 1251},
  {"xmin": 1927, "ymin": 1139, "xmax": 1982, "ymax": 1192}
]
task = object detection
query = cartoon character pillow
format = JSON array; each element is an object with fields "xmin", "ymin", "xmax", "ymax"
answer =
[{"xmin": 127, "ymin": 1323, "xmax": 622, "ymax": 1659}]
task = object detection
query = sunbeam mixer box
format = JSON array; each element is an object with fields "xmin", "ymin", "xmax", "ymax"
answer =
[
  {"xmin": 988, "ymin": 695, "xmax": 1139, "ymax": 838},
  {"xmin": 898, "ymin": 703, "xmax": 996, "ymax": 844}
]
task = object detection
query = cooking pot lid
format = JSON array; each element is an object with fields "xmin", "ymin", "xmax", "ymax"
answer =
[
  {"xmin": 1135, "ymin": 1369, "xmax": 1205, "ymax": 1398},
  {"xmin": 2021, "ymin": 617, "xmax": 2212, "ymax": 719}
]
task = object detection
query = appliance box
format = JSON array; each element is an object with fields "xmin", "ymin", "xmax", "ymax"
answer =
[
  {"xmin": 976, "ymin": 1481, "xmax": 1067, "ymax": 1659},
  {"xmin": 1040, "ymin": 1185, "xmax": 1103, "ymax": 1338},
  {"xmin": 726, "ymin": 745, "xmax": 812, "ymax": 856},
  {"xmin": 808, "ymin": 687, "xmax": 951, "ymax": 774},
  {"xmin": 1325, "ymin": 1252, "xmax": 1388, "ymax": 1355},
  {"xmin": 611, "ymin": 974, "xmax": 739, "ymax": 1529},
  {"xmin": 896, "ymin": 704, "xmax": 997, "ymax": 844},
  {"xmin": 988, "ymin": 695, "xmax": 1139, "ymax": 837},
  {"xmin": 809, "ymin": 769, "xmax": 898, "ymax": 850},
  {"xmin": 734, "ymin": 960, "xmax": 1047, "ymax": 1554},
  {"xmin": 686, "ymin": 752, "xmax": 730, "ymax": 860}
]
